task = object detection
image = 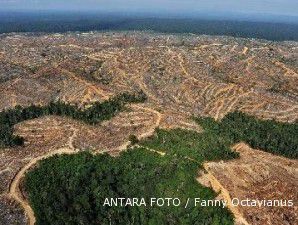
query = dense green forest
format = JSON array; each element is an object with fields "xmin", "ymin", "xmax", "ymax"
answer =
[
  {"xmin": 140, "ymin": 128, "xmax": 238, "ymax": 163},
  {"xmin": 142, "ymin": 111, "xmax": 298, "ymax": 160},
  {"xmin": 25, "ymin": 136, "xmax": 236, "ymax": 225},
  {"xmin": 0, "ymin": 91, "xmax": 146, "ymax": 148},
  {"xmin": 196, "ymin": 112, "xmax": 298, "ymax": 159},
  {"xmin": 23, "ymin": 109, "xmax": 298, "ymax": 224}
]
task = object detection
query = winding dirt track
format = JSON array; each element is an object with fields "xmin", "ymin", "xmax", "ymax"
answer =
[
  {"xmin": 8, "ymin": 127, "xmax": 79, "ymax": 225},
  {"xmin": 7, "ymin": 105, "xmax": 162, "ymax": 225},
  {"xmin": 131, "ymin": 105, "xmax": 162, "ymax": 139},
  {"xmin": 8, "ymin": 147, "xmax": 78, "ymax": 225}
]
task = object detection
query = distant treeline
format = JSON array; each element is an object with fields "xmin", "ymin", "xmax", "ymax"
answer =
[
  {"xmin": 0, "ymin": 91, "xmax": 146, "ymax": 148},
  {"xmin": 1, "ymin": 13, "xmax": 298, "ymax": 41},
  {"xmin": 197, "ymin": 112, "xmax": 298, "ymax": 159}
]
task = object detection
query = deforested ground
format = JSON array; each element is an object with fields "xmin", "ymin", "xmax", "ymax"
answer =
[{"xmin": 0, "ymin": 32, "xmax": 297, "ymax": 225}]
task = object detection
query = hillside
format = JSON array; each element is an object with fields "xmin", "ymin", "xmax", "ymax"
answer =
[{"xmin": 0, "ymin": 32, "xmax": 297, "ymax": 225}]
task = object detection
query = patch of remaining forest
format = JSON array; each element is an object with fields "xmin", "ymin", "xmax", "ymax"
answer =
[
  {"xmin": 25, "ymin": 140, "xmax": 236, "ymax": 225},
  {"xmin": 24, "ymin": 111, "xmax": 297, "ymax": 224},
  {"xmin": 196, "ymin": 112, "xmax": 298, "ymax": 159}
]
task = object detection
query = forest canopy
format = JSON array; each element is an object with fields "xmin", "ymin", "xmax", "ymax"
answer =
[
  {"xmin": 23, "ymin": 110, "xmax": 298, "ymax": 224},
  {"xmin": 196, "ymin": 112, "xmax": 298, "ymax": 159},
  {"xmin": 25, "ymin": 143, "xmax": 236, "ymax": 225}
]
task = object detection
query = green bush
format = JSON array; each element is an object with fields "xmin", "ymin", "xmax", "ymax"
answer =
[{"xmin": 129, "ymin": 135, "xmax": 139, "ymax": 145}]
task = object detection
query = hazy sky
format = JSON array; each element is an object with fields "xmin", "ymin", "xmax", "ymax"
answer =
[{"xmin": 0, "ymin": 0, "xmax": 298, "ymax": 16}]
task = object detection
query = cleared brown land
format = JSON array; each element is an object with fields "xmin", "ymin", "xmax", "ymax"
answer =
[
  {"xmin": 0, "ymin": 32, "xmax": 297, "ymax": 225},
  {"xmin": 199, "ymin": 143, "xmax": 298, "ymax": 225}
]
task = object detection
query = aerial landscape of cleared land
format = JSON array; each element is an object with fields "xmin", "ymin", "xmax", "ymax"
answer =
[{"xmin": 0, "ymin": 31, "xmax": 297, "ymax": 225}]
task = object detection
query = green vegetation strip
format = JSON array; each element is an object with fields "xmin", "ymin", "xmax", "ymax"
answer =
[
  {"xmin": 141, "ymin": 112, "xmax": 298, "ymax": 160},
  {"xmin": 0, "ymin": 91, "xmax": 146, "ymax": 148},
  {"xmin": 25, "ymin": 150, "xmax": 235, "ymax": 225},
  {"xmin": 24, "ymin": 111, "xmax": 298, "ymax": 224},
  {"xmin": 196, "ymin": 112, "xmax": 298, "ymax": 159}
]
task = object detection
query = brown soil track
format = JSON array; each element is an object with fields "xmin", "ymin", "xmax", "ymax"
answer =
[
  {"xmin": 7, "ymin": 105, "xmax": 162, "ymax": 225},
  {"xmin": 8, "ymin": 127, "xmax": 79, "ymax": 225}
]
